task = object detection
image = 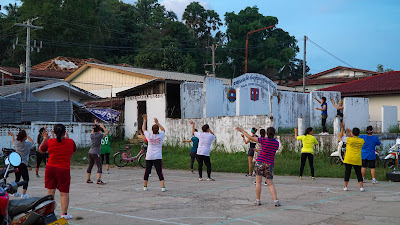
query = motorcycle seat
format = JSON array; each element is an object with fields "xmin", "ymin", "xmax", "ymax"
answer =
[{"xmin": 8, "ymin": 195, "xmax": 54, "ymax": 217}]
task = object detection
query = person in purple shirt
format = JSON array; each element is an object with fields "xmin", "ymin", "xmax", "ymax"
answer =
[
  {"xmin": 236, "ymin": 127, "xmax": 280, "ymax": 207},
  {"xmin": 360, "ymin": 126, "xmax": 381, "ymax": 184}
]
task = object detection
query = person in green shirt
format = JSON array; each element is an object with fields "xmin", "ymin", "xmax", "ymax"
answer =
[
  {"xmin": 100, "ymin": 128, "xmax": 111, "ymax": 174},
  {"xmin": 294, "ymin": 127, "xmax": 318, "ymax": 180},
  {"xmin": 182, "ymin": 129, "xmax": 199, "ymax": 174}
]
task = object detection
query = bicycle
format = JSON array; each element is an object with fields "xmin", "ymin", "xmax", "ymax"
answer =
[{"xmin": 113, "ymin": 142, "xmax": 147, "ymax": 168}]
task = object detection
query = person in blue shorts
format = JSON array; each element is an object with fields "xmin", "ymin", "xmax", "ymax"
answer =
[
  {"xmin": 360, "ymin": 126, "xmax": 381, "ymax": 184},
  {"xmin": 182, "ymin": 129, "xmax": 199, "ymax": 173}
]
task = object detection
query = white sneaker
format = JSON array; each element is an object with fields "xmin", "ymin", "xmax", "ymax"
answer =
[
  {"xmin": 207, "ymin": 177, "xmax": 215, "ymax": 181},
  {"xmin": 106, "ymin": 170, "xmax": 111, "ymax": 174},
  {"xmin": 362, "ymin": 177, "xmax": 365, "ymax": 183},
  {"xmin": 143, "ymin": 186, "xmax": 148, "ymax": 191},
  {"xmin": 264, "ymin": 182, "xmax": 268, "ymax": 186},
  {"xmin": 360, "ymin": 187, "xmax": 365, "ymax": 192},
  {"xmin": 319, "ymin": 132, "xmax": 325, "ymax": 135},
  {"xmin": 161, "ymin": 187, "xmax": 166, "ymax": 192},
  {"xmin": 254, "ymin": 199, "xmax": 261, "ymax": 206},
  {"xmin": 149, "ymin": 174, "xmax": 152, "ymax": 177},
  {"xmin": 343, "ymin": 187, "xmax": 348, "ymax": 191},
  {"xmin": 13, "ymin": 193, "xmax": 21, "ymax": 197},
  {"xmin": 372, "ymin": 179, "xmax": 379, "ymax": 184},
  {"xmin": 21, "ymin": 194, "xmax": 30, "ymax": 199},
  {"xmin": 61, "ymin": 213, "xmax": 73, "ymax": 220},
  {"xmin": 199, "ymin": 178, "xmax": 203, "ymax": 181},
  {"xmin": 324, "ymin": 132, "xmax": 329, "ymax": 135}
]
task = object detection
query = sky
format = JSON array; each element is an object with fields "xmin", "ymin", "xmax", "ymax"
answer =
[{"xmin": 2, "ymin": 0, "xmax": 399, "ymax": 74}]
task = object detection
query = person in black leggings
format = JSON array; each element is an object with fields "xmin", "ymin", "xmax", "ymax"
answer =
[
  {"xmin": 35, "ymin": 127, "xmax": 48, "ymax": 178},
  {"xmin": 241, "ymin": 128, "xmax": 258, "ymax": 177},
  {"xmin": 294, "ymin": 127, "xmax": 318, "ymax": 180}
]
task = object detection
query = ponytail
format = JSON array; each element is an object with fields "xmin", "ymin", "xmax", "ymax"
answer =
[
  {"xmin": 37, "ymin": 128, "xmax": 45, "ymax": 143},
  {"xmin": 54, "ymin": 124, "xmax": 66, "ymax": 143}
]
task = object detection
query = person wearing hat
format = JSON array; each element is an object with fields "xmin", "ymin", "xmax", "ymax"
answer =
[
  {"xmin": 359, "ymin": 126, "xmax": 381, "ymax": 184},
  {"xmin": 332, "ymin": 98, "xmax": 344, "ymax": 123}
]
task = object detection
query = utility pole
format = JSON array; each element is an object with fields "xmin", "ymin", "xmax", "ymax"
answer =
[
  {"xmin": 204, "ymin": 44, "xmax": 222, "ymax": 77},
  {"xmin": 15, "ymin": 18, "xmax": 43, "ymax": 101},
  {"xmin": 302, "ymin": 35, "xmax": 307, "ymax": 93}
]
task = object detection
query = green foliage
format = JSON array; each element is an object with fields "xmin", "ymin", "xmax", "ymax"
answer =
[
  {"xmin": 376, "ymin": 64, "xmax": 393, "ymax": 73},
  {"xmin": 0, "ymin": 1, "xmax": 300, "ymax": 80},
  {"xmin": 388, "ymin": 125, "xmax": 400, "ymax": 133}
]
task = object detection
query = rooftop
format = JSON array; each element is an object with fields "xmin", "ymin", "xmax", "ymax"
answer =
[
  {"xmin": 32, "ymin": 56, "xmax": 104, "ymax": 72},
  {"xmin": 0, "ymin": 66, "xmax": 71, "ymax": 79}
]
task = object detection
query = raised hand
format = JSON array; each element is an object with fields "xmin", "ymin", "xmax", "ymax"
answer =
[
  {"xmin": 142, "ymin": 114, "xmax": 147, "ymax": 121},
  {"xmin": 7, "ymin": 131, "xmax": 13, "ymax": 136},
  {"xmin": 235, "ymin": 127, "xmax": 244, "ymax": 133},
  {"xmin": 154, "ymin": 118, "xmax": 159, "ymax": 124},
  {"xmin": 42, "ymin": 130, "xmax": 50, "ymax": 139},
  {"xmin": 189, "ymin": 120, "xmax": 194, "ymax": 125}
]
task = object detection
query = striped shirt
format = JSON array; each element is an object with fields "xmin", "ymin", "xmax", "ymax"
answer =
[{"xmin": 256, "ymin": 137, "xmax": 280, "ymax": 165}]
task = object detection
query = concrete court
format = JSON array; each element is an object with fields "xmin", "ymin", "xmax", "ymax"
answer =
[{"xmin": 13, "ymin": 166, "xmax": 400, "ymax": 225}]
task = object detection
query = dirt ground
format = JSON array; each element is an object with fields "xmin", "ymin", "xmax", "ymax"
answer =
[{"xmin": 13, "ymin": 166, "xmax": 400, "ymax": 225}]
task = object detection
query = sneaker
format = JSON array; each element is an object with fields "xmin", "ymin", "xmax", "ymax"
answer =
[
  {"xmin": 311, "ymin": 177, "xmax": 315, "ymax": 181},
  {"xmin": 362, "ymin": 177, "xmax": 365, "ymax": 183},
  {"xmin": 372, "ymin": 179, "xmax": 379, "ymax": 184},
  {"xmin": 143, "ymin": 186, "xmax": 148, "ymax": 191},
  {"xmin": 343, "ymin": 187, "xmax": 348, "ymax": 191},
  {"xmin": 21, "ymin": 194, "xmax": 30, "ymax": 199},
  {"xmin": 253, "ymin": 181, "xmax": 256, "ymax": 185},
  {"xmin": 360, "ymin": 187, "xmax": 365, "ymax": 192},
  {"xmin": 96, "ymin": 180, "xmax": 106, "ymax": 185},
  {"xmin": 245, "ymin": 174, "xmax": 252, "ymax": 177},
  {"xmin": 149, "ymin": 174, "xmax": 152, "ymax": 177},
  {"xmin": 106, "ymin": 170, "xmax": 111, "ymax": 174},
  {"xmin": 319, "ymin": 132, "xmax": 325, "ymax": 135},
  {"xmin": 254, "ymin": 199, "xmax": 261, "ymax": 206},
  {"xmin": 13, "ymin": 193, "xmax": 21, "ymax": 197},
  {"xmin": 199, "ymin": 178, "xmax": 203, "ymax": 181},
  {"xmin": 61, "ymin": 213, "xmax": 73, "ymax": 220},
  {"xmin": 298, "ymin": 176, "xmax": 302, "ymax": 180},
  {"xmin": 207, "ymin": 177, "xmax": 215, "ymax": 181},
  {"xmin": 274, "ymin": 200, "xmax": 281, "ymax": 207},
  {"xmin": 36, "ymin": 174, "xmax": 40, "ymax": 178},
  {"xmin": 264, "ymin": 182, "xmax": 268, "ymax": 186},
  {"xmin": 86, "ymin": 179, "xmax": 93, "ymax": 184},
  {"xmin": 161, "ymin": 187, "xmax": 166, "ymax": 192}
]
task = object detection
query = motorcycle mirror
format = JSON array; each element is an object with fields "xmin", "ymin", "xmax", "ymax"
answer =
[{"xmin": 8, "ymin": 152, "xmax": 21, "ymax": 167}]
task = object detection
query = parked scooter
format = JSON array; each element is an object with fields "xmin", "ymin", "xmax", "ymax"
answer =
[
  {"xmin": 330, "ymin": 141, "xmax": 346, "ymax": 165},
  {"xmin": 384, "ymin": 138, "xmax": 400, "ymax": 169},
  {"xmin": 0, "ymin": 152, "xmax": 59, "ymax": 225}
]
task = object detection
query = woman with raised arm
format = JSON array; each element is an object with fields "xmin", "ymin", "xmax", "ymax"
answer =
[
  {"xmin": 86, "ymin": 123, "xmax": 109, "ymax": 185},
  {"xmin": 182, "ymin": 129, "xmax": 199, "ymax": 174},
  {"xmin": 294, "ymin": 127, "xmax": 318, "ymax": 180},
  {"xmin": 241, "ymin": 128, "xmax": 258, "ymax": 177},
  {"xmin": 236, "ymin": 127, "xmax": 280, "ymax": 207},
  {"xmin": 190, "ymin": 121, "xmax": 216, "ymax": 181},
  {"xmin": 39, "ymin": 124, "xmax": 77, "ymax": 220},
  {"xmin": 142, "ymin": 114, "xmax": 166, "ymax": 192},
  {"xmin": 332, "ymin": 98, "xmax": 344, "ymax": 123},
  {"xmin": 35, "ymin": 127, "xmax": 49, "ymax": 178},
  {"xmin": 314, "ymin": 97, "xmax": 328, "ymax": 135},
  {"xmin": 8, "ymin": 130, "xmax": 34, "ymax": 199}
]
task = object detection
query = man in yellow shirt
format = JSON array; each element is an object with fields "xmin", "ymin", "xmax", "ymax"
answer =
[
  {"xmin": 338, "ymin": 123, "xmax": 365, "ymax": 192},
  {"xmin": 294, "ymin": 127, "xmax": 318, "ymax": 180}
]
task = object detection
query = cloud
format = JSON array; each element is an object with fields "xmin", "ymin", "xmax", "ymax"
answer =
[{"xmin": 160, "ymin": 0, "xmax": 211, "ymax": 20}]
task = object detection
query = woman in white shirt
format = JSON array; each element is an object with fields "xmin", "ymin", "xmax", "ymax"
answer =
[{"xmin": 142, "ymin": 114, "xmax": 166, "ymax": 192}]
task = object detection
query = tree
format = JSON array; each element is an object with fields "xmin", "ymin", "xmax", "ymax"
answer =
[{"xmin": 376, "ymin": 64, "xmax": 393, "ymax": 73}]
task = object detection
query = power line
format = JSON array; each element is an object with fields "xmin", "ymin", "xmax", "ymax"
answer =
[{"xmin": 307, "ymin": 38, "xmax": 354, "ymax": 68}]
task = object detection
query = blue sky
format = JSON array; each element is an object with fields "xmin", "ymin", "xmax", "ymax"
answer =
[{"xmin": 2, "ymin": 0, "xmax": 399, "ymax": 74}]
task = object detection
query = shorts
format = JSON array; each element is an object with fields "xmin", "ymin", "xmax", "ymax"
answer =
[
  {"xmin": 247, "ymin": 148, "xmax": 255, "ymax": 157},
  {"xmin": 254, "ymin": 161, "xmax": 274, "ymax": 179},
  {"xmin": 362, "ymin": 159, "xmax": 376, "ymax": 169},
  {"xmin": 45, "ymin": 165, "xmax": 71, "ymax": 193}
]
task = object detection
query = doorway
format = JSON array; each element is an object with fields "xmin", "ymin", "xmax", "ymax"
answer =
[{"xmin": 137, "ymin": 101, "xmax": 146, "ymax": 132}]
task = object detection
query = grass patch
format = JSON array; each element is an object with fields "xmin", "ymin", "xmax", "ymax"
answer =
[
  {"xmin": 277, "ymin": 127, "xmax": 295, "ymax": 135},
  {"xmin": 388, "ymin": 125, "xmax": 400, "ymax": 133},
  {"xmin": 72, "ymin": 140, "xmax": 392, "ymax": 181}
]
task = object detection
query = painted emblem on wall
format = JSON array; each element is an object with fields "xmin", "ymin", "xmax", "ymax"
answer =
[
  {"xmin": 251, "ymin": 88, "xmax": 259, "ymax": 101},
  {"xmin": 227, "ymin": 89, "xmax": 236, "ymax": 102}
]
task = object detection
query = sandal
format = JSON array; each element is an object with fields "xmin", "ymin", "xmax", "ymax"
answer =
[
  {"xmin": 86, "ymin": 179, "xmax": 93, "ymax": 183},
  {"xmin": 97, "ymin": 180, "xmax": 106, "ymax": 185}
]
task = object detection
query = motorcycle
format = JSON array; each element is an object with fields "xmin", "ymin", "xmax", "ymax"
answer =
[
  {"xmin": 384, "ymin": 138, "xmax": 400, "ymax": 169},
  {"xmin": 0, "ymin": 152, "xmax": 59, "ymax": 225},
  {"xmin": 330, "ymin": 141, "xmax": 380, "ymax": 166}
]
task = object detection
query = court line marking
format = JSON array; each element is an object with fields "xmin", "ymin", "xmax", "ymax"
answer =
[
  {"xmin": 70, "ymin": 207, "xmax": 189, "ymax": 225},
  {"xmin": 212, "ymin": 183, "xmax": 397, "ymax": 225}
]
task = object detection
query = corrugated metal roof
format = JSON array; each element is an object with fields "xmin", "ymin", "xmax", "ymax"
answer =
[
  {"xmin": 0, "ymin": 98, "xmax": 21, "ymax": 124},
  {"xmin": 88, "ymin": 63, "xmax": 232, "ymax": 85},
  {"xmin": 21, "ymin": 101, "xmax": 73, "ymax": 122}
]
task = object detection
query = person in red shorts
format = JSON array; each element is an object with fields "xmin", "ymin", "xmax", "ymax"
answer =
[{"xmin": 39, "ymin": 124, "xmax": 77, "ymax": 220}]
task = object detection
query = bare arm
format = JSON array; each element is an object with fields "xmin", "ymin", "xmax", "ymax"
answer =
[
  {"xmin": 182, "ymin": 140, "xmax": 192, "ymax": 143},
  {"xmin": 294, "ymin": 128, "xmax": 298, "ymax": 139},
  {"xmin": 26, "ymin": 133, "xmax": 34, "ymax": 144},
  {"xmin": 99, "ymin": 124, "xmax": 109, "ymax": 138},
  {"xmin": 236, "ymin": 127, "xmax": 258, "ymax": 143},
  {"xmin": 331, "ymin": 98, "xmax": 340, "ymax": 110},
  {"xmin": 142, "ymin": 114, "xmax": 147, "ymax": 133},
  {"xmin": 154, "ymin": 118, "xmax": 165, "ymax": 132},
  {"xmin": 314, "ymin": 97, "xmax": 321, "ymax": 104},
  {"xmin": 39, "ymin": 130, "xmax": 50, "ymax": 153},
  {"xmin": 8, "ymin": 132, "xmax": 15, "ymax": 143},
  {"xmin": 241, "ymin": 134, "xmax": 250, "ymax": 144},
  {"xmin": 190, "ymin": 121, "xmax": 195, "ymax": 135},
  {"xmin": 209, "ymin": 129, "xmax": 215, "ymax": 136}
]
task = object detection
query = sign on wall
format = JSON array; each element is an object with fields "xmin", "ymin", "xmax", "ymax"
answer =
[
  {"xmin": 250, "ymin": 88, "xmax": 259, "ymax": 101},
  {"xmin": 227, "ymin": 89, "xmax": 236, "ymax": 102}
]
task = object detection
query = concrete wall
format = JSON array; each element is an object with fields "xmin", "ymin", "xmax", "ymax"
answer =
[
  {"xmin": 165, "ymin": 115, "xmax": 274, "ymax": 152},
  {"xmin": 203, "ymin": 77, "xmax": 223, "ymax": 118},
  {"xmin": 124, "ymin": 94, "xmax": 166, "ymax": 139},
  {"xmin": 310, "ymin": 91, "xmax": 341, "ymax": 128},
  {"xmin": 180, "ymin": 82, "xmax": 203, "ymax": 119},
  {"xmin": 369, "ymin": 94, "xmax": 400, "ymax": 122},
  {"xmin": 343, "ymin": 97, "xmax": 369, "ymax": 131},
  {"xmin": 277, "ymin": 91, "xmax": 310, "ymax": 128},
  {"xmin": 382, "ymin": 106, "xmax": 398, "ymax": 133},
  {"xmin": 233, "ymin": 73, "xmax": 277, "ymax": 116},
  {"xmin": 0, "ymin": 122, "xmax": 117, "ymax": 149}
]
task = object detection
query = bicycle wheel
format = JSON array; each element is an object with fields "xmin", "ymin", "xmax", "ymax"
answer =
[
  {"xmin": 28, "ymin": 155, "xmax": 37, "ymax": 169},
  {"xmin": 114, "ymin": 152, "xmax": 129, "ymax": 167},
  {"xmin": 138, "ymin": 154, "xmax": 146, "ymax": 168}
]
